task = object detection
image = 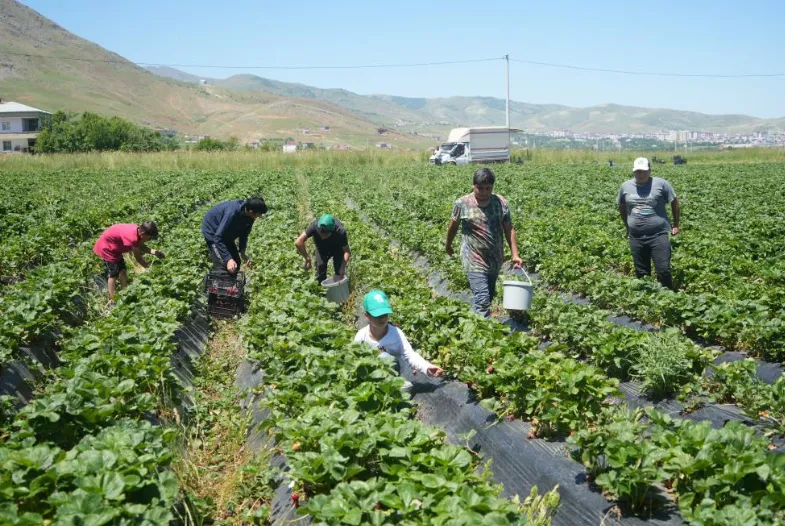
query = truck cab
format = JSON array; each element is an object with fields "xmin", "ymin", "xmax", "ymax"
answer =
[{"xmin": 429, "ymin": 142, "xmax": 469, "ymax": 165}]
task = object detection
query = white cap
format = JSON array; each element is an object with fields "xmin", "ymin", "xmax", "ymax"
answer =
[{"xmin": 633, "ymin": 157, "xmax": 650, "ymax": 171}]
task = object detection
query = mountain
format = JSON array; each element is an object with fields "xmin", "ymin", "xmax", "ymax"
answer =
[
  {"xmin": 148, "ymin": 67, "xmax": 785, "ymax": 135},
  {"xmin": 0, "ymin": 0, "xmax": 425, "ymax": 149},
  {"xmin": 2, "ymin": 0, "xmax": 781, "ymax": 146},
  {"xmin": 144, "ymin": 66, "xmax": 203, "ymax": 84}
]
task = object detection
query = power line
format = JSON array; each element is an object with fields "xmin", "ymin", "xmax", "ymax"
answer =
[
  {"xmin": 1, "ymin": 51, "xmax": 504, "ymax": 70},
  {"xmin": 4, "ymin": 49, "xmax": 783, "ymax": 78},
  {"xmin": 510, "ymin": 58, "xmax": 785, "ymax": 78}
]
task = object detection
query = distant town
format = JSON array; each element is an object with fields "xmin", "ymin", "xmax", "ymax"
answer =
[{"xmin": 514, "ymin": 129, "xmax": 785, "ymax": 150}]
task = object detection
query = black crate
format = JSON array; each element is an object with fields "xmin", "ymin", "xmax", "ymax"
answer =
[
  {"xmin": 207, "ymin": 294, "xmax": 243, "ymax": 319},
  {"xmin": 204, "ymin": 270, "xmax": 245, "ymax": 319},
  {"xmin": 204, "ymin": 270, "xmax": 245, "ymax": 297}
]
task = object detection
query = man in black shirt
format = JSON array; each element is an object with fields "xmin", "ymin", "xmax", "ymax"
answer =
[{"xmin": 295, "ymin": 214, "xmax": 351, "ymax": 283}]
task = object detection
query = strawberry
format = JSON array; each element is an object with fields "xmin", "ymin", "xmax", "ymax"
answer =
[
  {"xmin": 291, "ymin": 493, "xmax": 300, "ymax": 507},
  {"xmin": 292, "ymin": 441, "xmax": 301, "ymax": 452},
  {"xmin": 487, "ymin": 366, "xmax": 494, "ymax": 373}
]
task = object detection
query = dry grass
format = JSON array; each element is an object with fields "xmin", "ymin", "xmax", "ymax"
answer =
[
  {"xmin": 173, "ymin": 323, "xmax": 274, "ymax": 524},
  {"xmin": 1, "ymin": 146, "xmax": 783, "ymax": 173}
]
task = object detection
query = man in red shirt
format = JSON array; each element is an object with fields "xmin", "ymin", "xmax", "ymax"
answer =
[{"xmin": 93, "ymin": 221, "xmax": 165, "ymax": 302}]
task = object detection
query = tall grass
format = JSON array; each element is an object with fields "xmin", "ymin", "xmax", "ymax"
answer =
[
  {"xmin": 515, "ymin": 147, "xmax": 785, "ymax": 165},
  {"xmin": 0, "ymin": 150, "xmax": 429, "ymax": 172},
  {"xmin": 0, "ymin": 146, "xmax": 782, "ymax": 172}
]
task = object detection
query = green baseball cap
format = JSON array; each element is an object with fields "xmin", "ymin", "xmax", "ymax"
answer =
[
  {"xmin": 317, "ymin": 213, "xmax": 336, "ymax": 231},
  {"xmin": 363, "ymin": 289, "xmax": 393, "ymax": 317}
]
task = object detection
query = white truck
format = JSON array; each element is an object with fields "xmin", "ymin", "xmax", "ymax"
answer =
[{"xmin": 429, "ymin": 126, "xmax": 513, "ymax": 165}]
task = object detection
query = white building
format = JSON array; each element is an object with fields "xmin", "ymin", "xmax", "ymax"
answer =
[
  {"xmin": 282, "ymin": 142, "xmax": 297, "ymax": 153},
  {"xmin": 0, "ymin": 101, "xmax": 51, "ymax": 153}
]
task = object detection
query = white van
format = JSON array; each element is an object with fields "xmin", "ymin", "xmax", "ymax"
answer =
[{"xmin": 429, "ymin": 127, "xmax": 513, "ymax": 165}]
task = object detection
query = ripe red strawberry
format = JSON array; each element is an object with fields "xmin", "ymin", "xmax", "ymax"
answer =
[
  {"xmin": 487, "ymin": 366, "xmax": 494, "ymax": 373},
  {"xmin": 291, "ymin": 493, "xmax": 300, "ymax": 507}
]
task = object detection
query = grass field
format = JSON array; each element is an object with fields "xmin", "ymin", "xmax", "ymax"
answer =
[{"xmin": 0, "ymin": 146, "xmax": 783, "ymax": 172}]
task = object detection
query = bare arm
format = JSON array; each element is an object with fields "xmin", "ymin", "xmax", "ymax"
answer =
[
  {"xmin": 503, "ymin": 221, "xmax": 522, "ymax": 267},
  {"xmin": 445, "ymin": 219, "xmax": 459, "ymax": 256},
  {"xmin": 132, "ymin": 246, "xmax": 150, "ymax": 268},
  {"xmin": 671, "ymin": 198, "xmax": 680, "ymax": 235},
  {"xmin": 618, "ymin": 202, "xmax": 629, "ymax": 237},
  {"xmin": 294, "ymin": 232, "xmax": 309, "ymax": 259},
  {"xmin": 339, "ymin": 246, "xmax": 351, "ymax": 276}
]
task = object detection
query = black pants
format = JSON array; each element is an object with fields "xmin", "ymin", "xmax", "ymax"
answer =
[
  {"xmin": 315, "ymin": 248, "xmax": 344, "ymax": 283},
  {"xmin": 205, "ymin": 240, "xmax": 239, "ymax": 270},
  {"xmin": 629, "ymin": 233, "xmax": 673, "ymax": 289}
]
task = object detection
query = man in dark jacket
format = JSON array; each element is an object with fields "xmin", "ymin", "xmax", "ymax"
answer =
[{"xmin": 202, "ymin": 196, "xmax": 267, "ymax": 274}]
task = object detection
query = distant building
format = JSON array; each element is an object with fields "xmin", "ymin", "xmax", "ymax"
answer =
[
  {"xmin": 283, "ymin": 142, "xmax": 297, "ymax": 153},
  {"xmin": 199, "ymin": 79, "xmax": 207, "ymax": 85},
  {"xmin": 0, "ymin": 101, "xmax": 51, "ymax": 153},
  {"xmin": 376, "ymin": 142, "xmax": 391, "ymax": 149},
  {"xmin": 248, "ymin": 140, "xmax": 260, "ymax": 149},
  {"xmin": 321, "ymin": 126, "xmax": 331, "ymax": 132},
  {"xmin": 301, "ymin": 142, "xmax": 315, "ymax": 149}
]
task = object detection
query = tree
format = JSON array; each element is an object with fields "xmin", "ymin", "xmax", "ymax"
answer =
[{"xmin": 35, "ymin": 111, "xmax": 171, "ymax": 153}]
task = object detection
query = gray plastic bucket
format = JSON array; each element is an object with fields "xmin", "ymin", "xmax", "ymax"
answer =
[
  {"xmin": 321, "ymin": 275, "xmax": 350, "ymax": 304},
  {"xmin": 503, "ymin": 268, "xmax": 533, "ymax": 311}
]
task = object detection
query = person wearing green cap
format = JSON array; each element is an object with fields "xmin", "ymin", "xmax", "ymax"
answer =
[
  {"xmin": 354, "ymin": 290, "xmax": 444, "ymax": 385},
  {"xmin": 294, "ymin": 213, "xmax": 351, "ymax": 283}
]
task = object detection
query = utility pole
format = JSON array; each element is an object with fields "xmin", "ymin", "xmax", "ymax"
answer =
[{"xmin": 505, "ymin": 54, "xmax": 510, "ymax": 129}]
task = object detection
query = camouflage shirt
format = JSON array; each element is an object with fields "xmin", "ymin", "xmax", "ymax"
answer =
[{"xmin": 451, "ymin": 193, "xmax": 513, "ymax": 273}]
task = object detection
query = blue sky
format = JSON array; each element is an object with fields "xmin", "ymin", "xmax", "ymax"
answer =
[{"xmin": 21, "ymin": 0, "xmax": 785, "ymax": 118}]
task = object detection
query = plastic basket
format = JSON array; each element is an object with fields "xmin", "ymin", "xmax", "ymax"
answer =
[
  {"xmin": 204, "ymin": 270, "xmax": 245, "ymax": 318},
  {"xmin": 204, "ymin": 269, "xmax": 245, "ymax": 298},
  {"xmin": 207, "ymin": 294, "xmax": 243, "ymax": 319}
]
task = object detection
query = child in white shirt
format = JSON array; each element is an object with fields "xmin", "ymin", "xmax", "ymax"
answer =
[{"xmin": 354, "ymin": 290, "xmax": 444, "ymax": 381}]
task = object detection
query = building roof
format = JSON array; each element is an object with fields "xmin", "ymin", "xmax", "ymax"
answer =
[
  {"xmin": 0, "ymin": 102, "xmax": 51, "ymax": 114},
  {"xmin": 0, "ymin": 133, "xmax": 40, "ymax": 140}
]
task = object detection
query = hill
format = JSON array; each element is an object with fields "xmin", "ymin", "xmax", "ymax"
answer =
[
  {"xmin": 148, "ymin": 68, "xmax": 785, "ymax": 135},
  {"xmin": 0, "ymin": 0, "xmax": 424, "ymax": 148},
  {"xmin": 1, "ymin": 0, "xmax": 781, "ymax": 147}
]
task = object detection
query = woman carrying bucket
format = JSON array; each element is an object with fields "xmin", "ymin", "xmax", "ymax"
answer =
[
  {"xmin": 295, "ymin": 213, "xmax": 352, "ymax": 283},
  {"xmin": 445, "ymin": 167, "xmax": 522, "ymax": 318}
]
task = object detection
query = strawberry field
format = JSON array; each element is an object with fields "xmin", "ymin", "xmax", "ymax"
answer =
[{"xmin": 1, "ymin": 159, "xmax": 784, "ymax": 525}]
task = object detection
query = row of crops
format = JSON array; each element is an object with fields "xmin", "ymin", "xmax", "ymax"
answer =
[
  {"xmin": 309, "ymin": 165, "xmax": 785, "ymax": 524},
  {"xmin": 0, "ymin": 169, "xmax": 267, "ymax": 523},
  {"xmin": 1, "ymin": 161, "xmax": 784, "ymax": 524},
  {"xmin": 343, "ymin": 163, "xmax": 785, "ymax": 359}
]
